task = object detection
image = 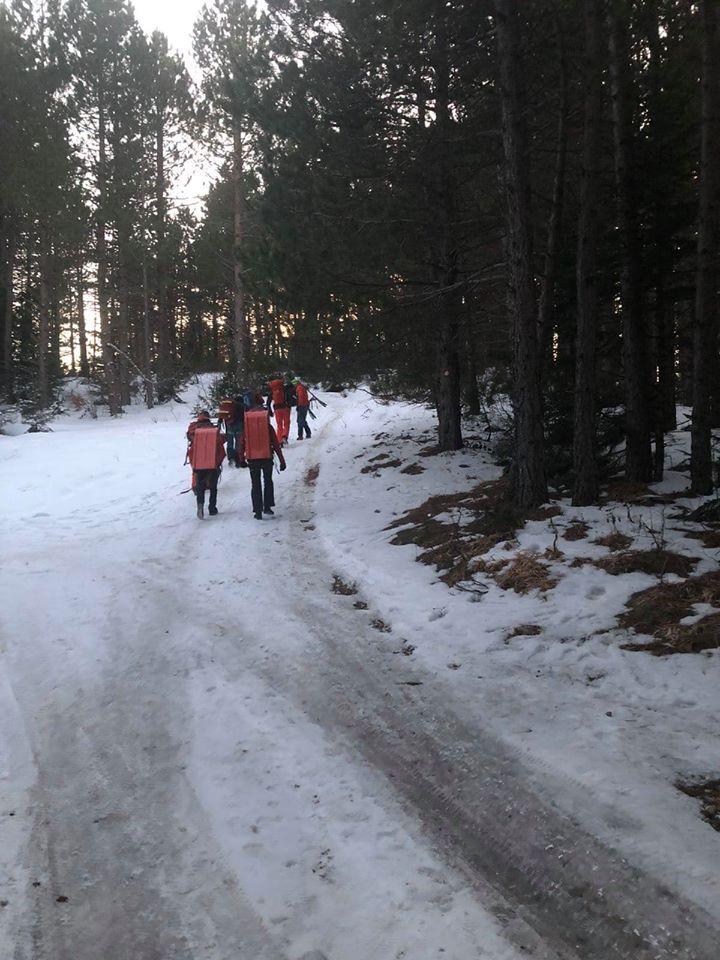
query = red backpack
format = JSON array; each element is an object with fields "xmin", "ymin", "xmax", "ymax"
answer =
[
  {"xmin": 189, "ymin": 426, "xmax": 224, "ymax": 469},
  {"xmin": 269, "ymin": 378, "xmax": 286, "ymax": 408},
  {"xmin": 244, "ymin": 409, "xmax": 271, "ymax": 460}
]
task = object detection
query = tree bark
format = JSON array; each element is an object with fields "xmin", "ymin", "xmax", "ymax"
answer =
[
  {"xmin": 432, "ymin": 2, "xmax": 462, "ymax": 451},
  {"xmin": 494, "ymin": 0, "xmax": 547, "ymax": 508},
  {"xmin": 76, "ymin": 262, "xmax": 89, "ymax": 377},
  {"xmin": 573, "ymin": 0, "xmax": 602, "ymax": 505},
  {"xmin": 141, "ymin": 258, "xmax": 155, "ymax": 407},
  {"xmin": 38, "ymin": 240, "xmax": 51, "ymax": 408},
  {"xmin": 1, "ymin": 221, "xmax": 15, "ymax": 398},
  {"xmin": 607, "ymin": 0, "xmax": 653, "ymax": 482},
  {"xmin": 647, "ymin": 4, "xmax": 677, "ymax": 434},
  {"xmin": 691, "ymin": 0, "xmax": 720, "ymax": 494},
  {"xmin": 155, "ymin": 107, "xmax": 171, "ymax": 392},
  {"xmin": 233, "ymin": 120, "xmax": 250, "ymax": 378},
  {"xmin": 538, "ymin": 17, "xmax": 568, "ymax": 367},
  {"xmin": 97, "ymin": 85, "xmax": 121, "ymax": 415}
]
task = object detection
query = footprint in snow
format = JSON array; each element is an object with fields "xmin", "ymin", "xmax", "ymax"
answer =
[{"xmin": 429, "ymin": 607, "xmax": 447, "ymax": 622}]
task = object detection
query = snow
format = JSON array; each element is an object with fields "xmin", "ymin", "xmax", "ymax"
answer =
[
  {"xmin": 1, "ymin": 376, "xmax": 719, "ymax": 957},
  {"xmin": 313, "ymin": 392, "xmax": 720, "ymax": 920},
  {"xmin": 0, "ymin": 377, "xmax": 528, "ymax": 959}
]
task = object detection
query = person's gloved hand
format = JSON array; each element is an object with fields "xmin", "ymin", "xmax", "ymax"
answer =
[
  {"xmin": 239, "ymin": 459, "xmax": 248, "ymax": 469},
  {"xmin": 280, "ymin": 461, "xmax": 287, "ymax": 471}
]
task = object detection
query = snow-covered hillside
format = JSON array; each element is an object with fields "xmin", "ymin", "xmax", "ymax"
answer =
[{"xmin": 1, "ymin": 378, "xmax": 718, "ymax": 959}]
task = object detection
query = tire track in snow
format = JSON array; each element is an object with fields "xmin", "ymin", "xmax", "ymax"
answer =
[
  {"xmin": 4, "ymin": 531, "xmax": 287, "ymax": 960},
  {"xmin": 211, "ymin": 417, "xmax": 720, "ymax": 960}
]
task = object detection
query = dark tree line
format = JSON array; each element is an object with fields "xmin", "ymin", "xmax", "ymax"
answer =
[{"xmin": 1, "ymin": 0, "xmax": 719, "ymax": 508}]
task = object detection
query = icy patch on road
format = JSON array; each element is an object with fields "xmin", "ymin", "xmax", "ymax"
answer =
[{"xmin": 188, "ymin": 669, "xmax": 524, "ymax": 960}]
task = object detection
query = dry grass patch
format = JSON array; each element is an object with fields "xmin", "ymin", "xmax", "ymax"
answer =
[
  {"xmin": 400, "ymin": 462, "xmax": 425, "ymax": 475},
  {"xmin": 594, "ymin": 549, "xmax": 697, "ymax": 578},
  {"xmin": 604, "ymin": 481, "xmax": 652, "ymax": 503},
  {"xmin": 371, "ymin": 618, "xmax": 391, "ymax": 633},
  {"xmin": 677, "ymin": 778, "xmax": 720, "ymax": 832},
  {"xmin": 563, "ymin": 520, "xmax": 590, "ymax": 541},
  {"xmin": 683, "ymin": 529, "xmax": 720, "ymax": 549},
  {"xmin": 361, "ymin": 458, "xmax": 402, "ymax": 475},
  {"xmin": 305, "ymin": 464, "xmax": 320, "ymax": 487},
  {"xmin": 387, "ymin": 478, "xmax": 564, "ymax": 589},
  {"xmin": 594, "ymin": 531, "xmax": 633, "ymax": 552},
  {"xmin": 494, "ymin": 551, "xmax": 558, "ymax": 594},
  {"xmin": 505, "ymin": 624, "xmax": 543, "ymax": 641},
  {"xmin": 619, "ymin": 571, "xmax": 720, "ymax": 655},
  {"xmin": 332, "ymin": 575, "xmax": 358, "ymax": 596}
]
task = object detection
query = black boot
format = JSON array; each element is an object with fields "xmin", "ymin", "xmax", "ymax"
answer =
[
  {"xmin": 196, "ymin": 501, "xmax": 204, "ymax": 519},
  {"xmin": 254, "ymin": 511, "xmax": 263, "ymax": 520}
]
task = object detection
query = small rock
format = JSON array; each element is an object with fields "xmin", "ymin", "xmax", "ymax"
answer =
[{"xmin": 605, "ymin": 711, "xmax": 613, "ymax": 717}]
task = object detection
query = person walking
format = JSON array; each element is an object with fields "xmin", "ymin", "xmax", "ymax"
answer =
[
  {"xmin": 268, "ymin": 374, "xmax": 293, "ymax": 446},
  {"xmin": 293, "ymin": 378, "xmax": 312, "ymax": 440},
  {"xmin": 186, "ymin": 410, "xmax": 226, "ymax": 518},
  {"xmin": 225, "ymin": 395, "xmax": 245, "ymax": 466},
  {"xmin": 240, "ymin": 394, "xmax": 287, "ymax": 519}
]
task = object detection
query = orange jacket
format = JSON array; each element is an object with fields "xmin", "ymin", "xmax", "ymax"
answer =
[
  {"xmin": 295, "ymin": 383, "xmax": 309, "ymax": 406},
  {"xmin": 269, "ymin": 378, "xmax": 287, "ymax": 409}
]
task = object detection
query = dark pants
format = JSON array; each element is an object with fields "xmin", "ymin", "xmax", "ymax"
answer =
[
  {"xmin": 248, "ymin": 459, "xmax": 274, "ymax": 513},
  {"xmin": 226, "ymin": 423, "xmax": 243, "ymax": 462},
  {"xmin": 297, "ymin": 405, "xmax": 311, "ymax": 438},
  {"xmin": 194, "ymin": 468, "xmax": 219, "ymax": 509}
]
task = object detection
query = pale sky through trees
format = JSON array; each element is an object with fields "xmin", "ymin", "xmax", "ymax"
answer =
[{"xmin": 133, "ymin": 0, "xmax": 205, "ymax": 65}]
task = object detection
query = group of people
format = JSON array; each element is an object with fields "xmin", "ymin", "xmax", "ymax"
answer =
[{"xmin": 185, "ymin": 376, "xmax": 317, "ymax": 521}]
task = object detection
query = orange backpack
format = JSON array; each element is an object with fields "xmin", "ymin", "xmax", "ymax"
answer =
[
  {"xmin": 190, "ymin": 426, "xmax": 223, "ymax": 469},
  {"xmin": 244, "ymin": 409, "xmax": 271, "ymax": 460},
  {"xmin": 269, "ymin": 378, "xmax": 286, "ymax": 408}
]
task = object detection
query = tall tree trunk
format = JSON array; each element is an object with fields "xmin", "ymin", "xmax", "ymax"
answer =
[
  {"xmin": 38, "ymin": 239, "xmax": 51, "ymax": 408},
  {"xmin": 233, "ymin": 120, "xmax": 250, "ymax": 378},
  {"xmin": 155, "ymin": 108, "xmax": 171, "ymax": 392},
  {"xmin": 1, "ymin": 222, "xmax": 15, "ymax": 398},
  {"xmin": 97, "ymin": 86, "xmax": 121, "ymax": 415},
  {"xmin": 691, "ymin": 0, "xmax": 720, "ymax": 494},
  {"xmin": 494, "ymin": 0, "xmax": 547, "ymax": 508},
  {"xmin": 211, "ymin": 301, "xmax": 219, "ymax": 368},
  {"xmin": 538, "ymin": 17, "xmax": 568, "ymax": 366},
  {"xmin": 607, "ymin": 0, "xmax": 653, "ymax": 482},
  {"xmin": 465, "ymin": 320, "xmax": 481, "ymax": 417},
  {"xmin": 142, "ymin": 258, "xmax": 155, "ymax": 407},
  {"xmin": 76, "ymin": 262, "xmax": 89, "ymax": 377},
  {"xmin": 68, "ymin": 293, "xmax": 76, "ymax": 375},
  {"xmin": 432, "ymin": 2, "xmax": 462, "ymax": 451},
  {"xmin": 50, "ymin": 252, "xmax": 61, "ymax": 378},
  {"xmin": 115, "ymin": 229, "xmax": 132, "ymax": 406},
  {"xmin": 573, "ymin": 0, "xmax": 603, "ymax": 505},
  {"xmin": 647, "ymin": 4, "xmax": 677, "ymax": 434}
]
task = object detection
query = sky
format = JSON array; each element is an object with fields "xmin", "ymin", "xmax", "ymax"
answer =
[
  {"xmin": 132, "ymin": 0, "xmax": 214, "ymax": 211},
  {"xmin": 132, "ymin": 0, "xmax": 206, "ymax": 65}
]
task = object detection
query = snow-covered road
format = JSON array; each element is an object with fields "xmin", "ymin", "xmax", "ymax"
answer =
[{"xmin": 1, "ymin": 382, "xmax": 719, "ymax": 959}]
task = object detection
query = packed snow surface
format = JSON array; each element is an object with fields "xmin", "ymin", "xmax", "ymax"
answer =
[{"xmin": 1, "ymin": 377, "xmax": 719, "ymax": 959}]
